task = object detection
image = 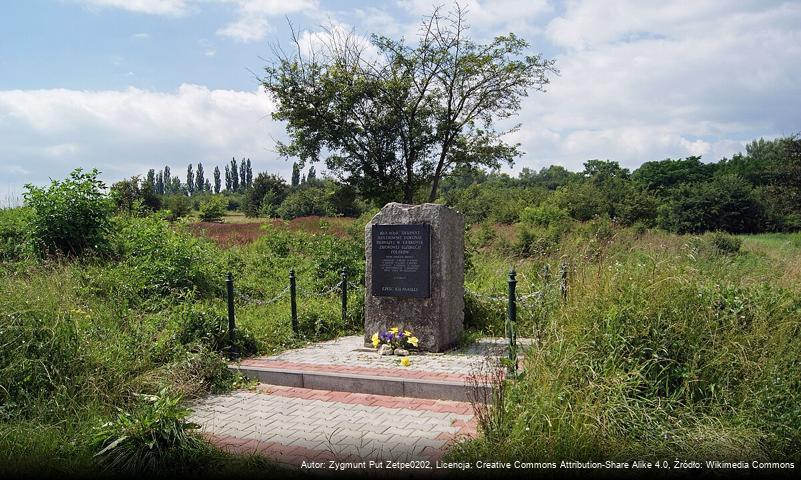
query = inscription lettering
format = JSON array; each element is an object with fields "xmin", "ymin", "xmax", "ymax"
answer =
[{"xmin": 371, "ymin": 224, "xmax": 430, "ymax": 298}]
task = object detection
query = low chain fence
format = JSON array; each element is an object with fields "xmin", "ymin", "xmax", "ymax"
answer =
[{"xmin": 222, "ymin": 258, "xmax": 571, "ymax": 371}]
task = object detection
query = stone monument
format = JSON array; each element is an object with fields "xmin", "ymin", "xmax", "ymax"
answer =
[{"xmin": 364, "ymin": 203, "xmax": 464, "ymax": 352}]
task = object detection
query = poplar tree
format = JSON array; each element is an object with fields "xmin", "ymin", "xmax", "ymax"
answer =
[
  {"xmin": 186, "ymin": 164, "xmax": 194, "ymax": 195},
  {"xmin": 214, "ymin": 166, "xmax": 222, "ymax": 194},
  {"xmin": 230, "ymin": 158, "xmax": 239, "ymax": 192},
  {"xmin": 291, "ymin": 162, "xmax": 300, "ymax": 187},
  {"xmin": 239, "ymin": 158, "xmax": 247, "ymax": 190},
  {"xmin": 246, "ymin": 158, "xmax": 253, "ymax": 187},
  {"xmin": 225, "ymin": 165, "xmax": 232, "ymax": 191},
  {"xmin": 195, "ymin": 162, "xmax": 205, "ymax": 192},
  {"xmin": 163, "ymin": 165, "xmax": 171, "ymax": 194}
]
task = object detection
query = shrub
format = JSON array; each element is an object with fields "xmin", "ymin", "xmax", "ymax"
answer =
[
  {"xmin": 24, "ymin": 168, "xmax": 114, "ymax": 257},
  {"xmin": 0, "ymin": 207, "xmax": 31, "ymax": 260},
  {"xmin": 92, "ymin": 389, "xmax": 206, "ymax": 473},
  {"xmin": 519, "ymin": 204, "xmax": 569, "ymax": 227},
  {"xmin": 198, "ymin": 196, "xmax": 227, "ymax": 222},
  {"xmin": 242, "ymin": 173, "xmax": 288, "ymax": 217},
  {"xmin": 705, "ymin": 231, "xmax": 742, "ymax": 255},
  {"xmin": 174, "ymin": 303, "xmax": 257, "ymax": 358},
  {"xmin": 106, "ymin": 215, "xmax": 223, "ymax": 299},
  {"xmin": 163, "ymin": 195, "xmax": 192, "ymax": 221},
  {"xmin": 276, "ymin": 186, "xmax": 336, "ymax": 219}
]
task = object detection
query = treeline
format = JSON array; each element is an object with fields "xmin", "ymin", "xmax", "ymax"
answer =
[
  {"xmin": 144, "ymin": 157, "xmax": 254, "ymax": 196},
  {"xmin": 442, "ymin": 135, "xmax": 801, "ymax": 234},
  {"xmin": 116, "ymin": 136, "xmax": 799, "ymax": 234},
  {"xmin": 112, "ymin": 157, "xmax": 345, "ymax": 221}
]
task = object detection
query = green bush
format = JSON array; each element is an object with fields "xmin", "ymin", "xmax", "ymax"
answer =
[
  {"xmin": 105, "ymin": 215, "xmax": 223, "ymax": 300},
  {"xmin": 519, "ymin": 204, "xmax": 569, "ymax": 227},
  {"xmin": 242, "ymin": 173, "xmax": 288, "ymax": 217},
  {"xmin": 174, "ymin": 303, "xmax": 257, "ymax": 358},
  {"xmin": 198, "ymin": 196, "xmax": 227, "ymax": 222},
  {"xmin": 276, "ymin": 186, "xmax": 336, "ymax": 219},
  {"xmin": 163, "ymin": 195, "xmax": 192, "ymax": 221},
  {"xmin": 24, "ymin": 168, "xmax": 114, "ymax": 257},
  {"xmin": 705, "ymin": 231, "xmax": 743, "ymax": 255},
  {"xmin": 92, "ymin": 389, "xmax": 206, "ymax": 473},
  {"xmin": 0, "ymin": 207, "xmax": 31, "ymax": 260}
]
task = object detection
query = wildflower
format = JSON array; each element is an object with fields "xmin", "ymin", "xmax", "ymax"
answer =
[
  {"xmin": 400, "ymin": 357, "xmax": 410, "ymax": 367},
  {"xmin": 408, "ymin": 336, "xmax": 419, "ymax": 347},
  {"xmin": 371, "ymin": 332, "xmax": 380, "ymax": 348}
]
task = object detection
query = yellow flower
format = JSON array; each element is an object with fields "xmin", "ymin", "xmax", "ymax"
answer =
[
  {"xmin": 408, "ymin": 336, "xmax": 419, "ymax": 347},
  {"xmin": 389, "ymin": 327, "xmax": 399, "ymax": 334},
  {"xmin": 404, "ymin": 330, "xmax": 412, "ymax": 337},
  {"xmin": 400, "ymin": 357, "xmax": 410, "ymax": 367},
  {"xmin": 371, "ymin": 332, "xmax": 380, "ymax": 348}
]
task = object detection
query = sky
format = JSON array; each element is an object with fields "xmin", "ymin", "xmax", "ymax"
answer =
[{"xmin": 1, "ymin": 0, "xmax": 800, "ymax": 200}]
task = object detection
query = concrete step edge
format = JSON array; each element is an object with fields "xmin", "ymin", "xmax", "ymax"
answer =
[{"xmin": 228, "ymin": 364, "xmax": 491, "ymax": 402}]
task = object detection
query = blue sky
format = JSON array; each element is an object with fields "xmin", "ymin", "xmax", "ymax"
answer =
[{"xmin": 1, "ymin": 0, "xmax": 800, "ymax": 200}]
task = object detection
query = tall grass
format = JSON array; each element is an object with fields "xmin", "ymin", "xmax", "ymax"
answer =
[
  {"xmin": 453, "ymin": 225, "xmax": 801, "ymax": 461},
  {"xmin": 2, "ymin": 209, "xmax": 799, "ymax": 472},
  {"xmin": 0, "ymin": 213, "xmax": 364, "ymax": 475}
]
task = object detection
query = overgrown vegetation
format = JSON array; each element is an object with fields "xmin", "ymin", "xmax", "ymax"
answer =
[
  {"xmin": 4, "ymin": 163, "xmax": 800, "ymax": 473},
  {"xmin": 451, "ymin": 224, "xmax": 801, "ymax": 463},
  {"xmin": 0, "ymin": 171, "xmax": 365, "ymax": 476}
]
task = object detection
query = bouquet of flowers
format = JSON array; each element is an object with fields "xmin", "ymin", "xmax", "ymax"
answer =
[{"xmin": 371, "ymin": 327, "xmax": 419, "ymax": 352}]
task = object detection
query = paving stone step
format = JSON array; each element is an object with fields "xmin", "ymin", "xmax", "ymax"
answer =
[
  {"xmin": 229, "ymin": 361, "xmax": 491, "ymax": 402},
  {"xmin": 190, "ymin": 384, "xmax": 478, "ymax": 467}
]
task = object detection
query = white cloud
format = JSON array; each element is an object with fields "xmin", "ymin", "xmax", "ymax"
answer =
[
  {"xmin": 77, "ymin": 0, "xmax": 188, "ymax": 16},
  {"xmin": 504, "ymin": 0, "xmax": 801, "ymax": 173},
  {"xmin": 216, "ymin": 15, "xmax": 270, "ymax": 43},
  {"xmin": 397, "ymin": 0, "xmax": 552, "ymax": 36},
  {"xmin": 130, "ymin": 32, "xmax": 151, "ymax": 39},
  {"xmin": 216, "ymin": 0, "xmax": 318, "ymax": 42},
  {"xmin": 0, "ymin": 84, "xmax": 290, "ymax": 192}
]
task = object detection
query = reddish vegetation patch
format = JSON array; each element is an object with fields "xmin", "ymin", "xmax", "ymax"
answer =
[
  {"xmin": 187, "ymin": 216, "xmax": 355, "ymax": 247},
  {"xmin": 187, "ymin": 222, "xmax": 266, "ymax": 247},
  {"xmin": 269, "ymin": 215, "xmax": 353, "ymax": 238}
]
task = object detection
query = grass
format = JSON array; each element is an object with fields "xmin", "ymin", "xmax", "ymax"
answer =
[
  {"xmin": 0, "ymin": 212, "xmax": 364, "ymax": 476},
  {"xmin": 1, "ymin": 209, "xmax": 799, "ymax": 473},
  {"xmin": 452, "ymin": 225, "xmax": 801, "ymax": 462}
]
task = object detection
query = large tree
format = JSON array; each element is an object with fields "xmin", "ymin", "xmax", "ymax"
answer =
[
  {"xmin": 213, "ymin": 166, "xmax": 222, "ymax": 194},
  {"xmin": 195, "ymin": 162, "xmax": 205, "ymax": 193},
  {"xmin": 262, "ymin": 4, "xmax": 556, "ymax": 203},
  {"xmin": 186, "ymin": 164, "xmax": 194, "ymax": 195}
]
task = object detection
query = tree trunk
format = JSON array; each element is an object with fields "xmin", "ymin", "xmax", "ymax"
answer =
[{"xmin": 428, "ymin": 143, "xmax": 450, "ymax": 202}]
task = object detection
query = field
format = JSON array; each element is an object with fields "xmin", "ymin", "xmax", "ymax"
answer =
[{"xmin": 1, "ymin": 209, "xmax": 800, "ymax": 474}]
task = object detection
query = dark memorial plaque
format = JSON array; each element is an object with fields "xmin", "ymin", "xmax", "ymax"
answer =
[{"xmin": 371, "ymin": 224, "xmax": 430, "ymax": 298}]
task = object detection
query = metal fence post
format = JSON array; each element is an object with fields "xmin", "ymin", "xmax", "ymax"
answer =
[
  {"xmin": 289, "ymin": 269, "xmax": 298, "ymax": 335},
  {"xmin": 226, "ymin": 272, "xmax": 238, "ymax": 359},
  {"xmin": 507, "ymin": 267, "xmax": 518, "ymax": 377},
  {"xmin": 340, "ymin": 268, "xmax": 348, "ymax": 326}
]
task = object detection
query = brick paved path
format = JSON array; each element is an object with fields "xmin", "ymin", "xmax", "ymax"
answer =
[
  {"xmin": 189, "ymin": 384, "xmax": 477, "ymax": 465},
  {"xmin": 184, "ymin": 335, "xmax": 524, "ymax": 467}
]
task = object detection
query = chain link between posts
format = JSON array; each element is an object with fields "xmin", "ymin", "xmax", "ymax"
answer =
[{"xmin": 236, "ymin": 285, "xmax": 290, "ymax": 306}]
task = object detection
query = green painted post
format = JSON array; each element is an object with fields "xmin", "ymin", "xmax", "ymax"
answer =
[
  {"xmin": 340, "ymin": 268, "xmax": 348, "ymax": 327},
  {"xmin": 226, "ymin": 272, "xmax": 238, "ymax": 359},
  {"xmin": 290, "ymin": 269, "xmax": 298, "ymax": 335},
  {"xmin": 507, "ymin": 267, "xmax": 518, "ymax": 377}
]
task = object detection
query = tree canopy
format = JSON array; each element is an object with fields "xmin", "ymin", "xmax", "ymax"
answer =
[{"xmin": 262, "ymin": 4, "xmax": 556, "ymax": 204}]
